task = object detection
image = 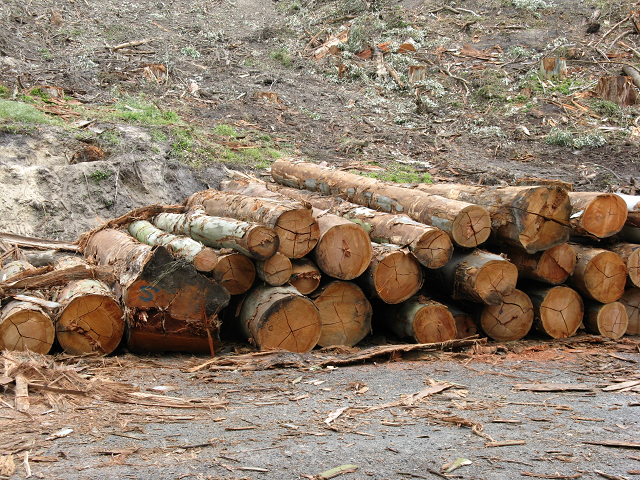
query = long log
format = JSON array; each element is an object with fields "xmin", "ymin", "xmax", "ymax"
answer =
[
  {"xmin": 437, "ymin": 250, "xmax": 518, "ymax": 305},
  {"xmin": 153, "ymin": 207, "xmax": 279, "ymax": 260},
  {"xmin": 568, "ymin": 192, "xmax": 628, "ymax": 238},
  {"xmin": 238, "ymin": 285, "xmax": 321, "ymax": 352},
  {"xmin": 271, "ymin": 159, "xmax": 492, "ymax": 248},
  {"xmin": 186, "ymin": 190, "xmax": 319, "ymax": 259},
  {"xmin": 128, "ymin": 220, "xmax": 218, "ymax": 272},
  {"xmin": 211, "ymin": 251, "xmax": 256, "ymax": 295},
  {"xmin": 618, "ymin": 287, "xmax": 640, "ymax": 335},
  {"xmin": 0, "ymin": 300, "xmax": 55, "ymax": 353},
  {"xmin": 312, "ymin": 209, "xmax": 373, "ymax": 281},
  {"xmin": 256, "ymin": 252, "xmax": 293, "ymax": 287},
  {"xmin": 583, "ymin": 301, "xmax": 628, "ymax": 339},
  {"xmin": 381, "ymin": 295, "xmax": 457, "ymax": 343},
  {"xmin": 566, "ymin": 244, "xmax": 627, "ymax": 303},
  {"xmin": 312, "ymin": 280, "xmax": 372, "ymax": 347},
  {"xmin": 220, "ymin": 180, "xmax": 453, "ymax": 269},
  {"xmin": 617, "ymin": 193, "xmax": 640, "ymax": 227},
  {"xmin": 289, "ymin": 258, "xmax": 322, "ymax": 295},
  {"xmin": 358, "ymin": 243, "xmax": 423, "ymax": 304},
  {"xmin": 523, "ymin": 284, "xmax": 583, "ymax": 339},
  {"xmin": 416, "ymin": 184, "xmax": 571, "ymax": 253},
  {"xmin": 479, "ymin": 289, "xmax": 534, "ymax": 341},
  {"xmin": 609, "ymin": 243, "xmax": 640, "ymax": 288},
  {"xmin": 502, "ymin": 243, "xmax": 576, "ymax": 285}
]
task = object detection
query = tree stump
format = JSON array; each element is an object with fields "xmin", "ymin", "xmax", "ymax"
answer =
[
  {"xmin": 618, "ymin": 288, "xmax": 640, "ymax": 336},
  {"xmin": 524, "ymin": 285, "xmax": 583, "ymax": 339},
  {"xmin": 382, "ymin": 295, "xmax": 457, "ymax": 343},
  {"xmin": 567, "ymin": 244, "xmax": 627, "ymax": 303},
  {"xmin": 289, "ymin": 258, "xmax": 322, "ymax": 295},
  {"xmin": 502, "ymin": 243, "xmax": 576, "ymax": 285},
  {"xmin": 583, "ymin": 301, "xmax": 628, "ymax": 339},
  {"xmin": 596, "ymin": 76, "xmax": 638, "ymax": 106},
  {"xmin": 569, "ymin": 192, "xmax": 628, "ymax": 238},
  {"xmin": 480, "ymin": 289, "xmax": 534, "ymax": 341}
]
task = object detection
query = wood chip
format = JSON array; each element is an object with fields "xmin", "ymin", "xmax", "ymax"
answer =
[
  {"xmin": 603, "ymin": 381, "xmax": 640, "ymax": 391},
  {"xmin": 584, "ymin": 440, "xmax": 640, "ymax": 449},
  {"xmin": 514, "ymin": 383, "xmax": 593, "ymax": 392},
  {"xmin": 485, "ymin": 440, "xmax": 527, "ymax": 447},
  {"xmin": 521, "ymin": 472, "xmax": 582, "ymax": 479},
  {"xmin": 594, "ymin": 470, "xmax": 629, "ymax": 480},
  {"xmin": 225, "ymin": 426, "xmax": 258, "ymax": 431}
]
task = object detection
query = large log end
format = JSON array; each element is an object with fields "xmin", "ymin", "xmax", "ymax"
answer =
[
  {"xmin": 480, "ymin": 289, "xmax": 534, "ymax": 341},
  {"xmin": 452, "ymin": 205, "xmax": 492, "ymax": 248}
]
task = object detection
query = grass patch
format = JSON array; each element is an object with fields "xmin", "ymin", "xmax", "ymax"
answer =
[
  {"xmin": 0, "ymin": 99, "xmax": 57, "ymax": 125},
  {"xmin": 213, "ymin": 124, "xmax": 238, "ymax": 137},
  {"xmin": 0, "ymin": 85, "xmax": 9, "ymax": 99},
  {"xmin": 90, "ymin": 169, "xmax": 113, "ymax": 184},
  {"xmin": 270, "ymin": 48, "xmax": 292, "ymax": 68},
  {"xmin": 354, "ymin": 164, "xmax": 432, "ymax": 184},
  {"xmin": 113, "ymin": 96, "xmax": 181, "ymax": 125}
]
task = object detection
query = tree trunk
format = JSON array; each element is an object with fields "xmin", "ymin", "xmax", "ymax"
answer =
[
  {"xmin": 186, "ymin": 190, "xmax": 319, "ymax": 259},
  {"xmin": 312, "ymin": 280, "xmax": 372, "ymax": 347},
  {"xmin": 312, "ymin": 209, "xmax": 373, "ymax": 281},
  {"xmin": 289, "ymin": 258, "xmax": 322, "ymax": 295},
  {"xmin": 609, "ymin": 243, "xmax": 640, "ymax": 288},
  {"xmin": 271, "ymin": 159, "xmax": 492, "ymax": 248},
  {"xmin": 438, "ymin": 249, "xmax": 518, "ymax": 305},
  {"xmin": 0, "ymin": 301, "xmax": 55, "ymax": 353},
  {"xmin": 568, "ymin": 192, "xmax": 628, "ymax": 238},
  {"xmin": 128, "ymin": 219, "xmax": 218, "ymax": 272},
  {"xmin": 617, "ymin": 193, "xmax": 640, "ymax": 227},
  {"xmin": 238, "ymin": 285, "xmax": 321, "ymax": 353},
  {"xmin": 220, "ymin": 180, "xmax": 453, "ymax": 269},
  {"xmin": 56, "ymin": 279, "xmax": 125, "ymax": 355},
  {"xmin": 211, "ymin": 251, "xmax": 256, "ymax": 295},
  {"xmin": 357, "ymin": 243, "xmax": 423, "ymax": 304},
  {"xmin": 566, "ymin": 244, "xmax": 627, "ymax": 303},
  {"xmin": 381, "ymin": 295, "xmax": 457, "ymax": 343},
  {"xmin": 480, "ymin": 289, "xmax": 534, "ymax": 341},
  {"xmin": 524, "ymin": 285, "xmax": 583, "ymax": 339},
  {"xmin": 153, "ymin": 207, "xmax": 279, "ymax": 260},
  {"xmin": 618, "ymin": 287, "xmax": 640, "ymax": 336},
  {"xmin": 416, "ymin": 184, "xmax": 571, "ymax": 253},
  {"xmin": 583, "ymin": 301, "xmax": 628, "ymax": 339},
  {"xmin": 256, "ymin": 252, "xmax": 293, "ymax": 287},
  {"xmin": 502, "ymin": 243, "xmax": 576, "ymax": 285}
]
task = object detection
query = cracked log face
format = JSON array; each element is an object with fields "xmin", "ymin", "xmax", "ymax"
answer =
[
  {"xmin": 239, "ymin": 285, "xmax": 321, "ymax": 353},
  {"xmin": 360, "ymin": 245, "xmax": 423, "ymax": 304},
  {"xmin": 211, "ymin": 252, "xmax": 256, "ymax": 295},
  {"xmin": 503, "ymin": 243, "xmax": 576, "ymax": 285},
  {"xmin": 256, "ymin": 252, "xmax": 293, "ymax": 287},
  {"xmin": 0, "ymin": 301, "xmax": 55, "ymax": 353},
  {"xmin": 480, "ymin": 289, "xmax": 534, "ymax": 341},
  {"xmin": 584, "ymin": 301, "xmax": 628, "ymax": 340},
  {"xmin": 568, "ymin": 246, "xmax": 627, "ymax": 303},
  {"xmin": 382, "ymin": 295, "xmax": 457, "ymax": 343},
  {"xmin": 313, "ymin": 281, "xmax": 372, "ymax": 348},
  {"xmin": 528, "ymin": 285, "xmax": 584, "ymax": 339},
  {"xmin": 569, "ymin": 193, "xmax": 628, "ymax": 238},
  {"xmin": 618, "ymin": 287, "xmax": 640, "ymax": 335},
  {"xmin": 272, "ymin": 209, "xmax": 320, "ymax": 259}
]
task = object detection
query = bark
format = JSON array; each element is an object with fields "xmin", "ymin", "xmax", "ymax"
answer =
[
  {"xmin": 609, "ymin": 243, "xmax": 640, "ymax": 288},
  {"xmin": 312, "ymin": 209, "xmax": 373, "ymax": 281},
  {"xmin": 618, "ymin": 287, "xmax": 640, "ymax": 335},
  {"xmin": 211, "ymin": 251, "xmax": 256, "ymax": 295},
  {"xmin": 357, "ymin": 243, "xmax": 423, "ymax": 304},
  {"xmin": 220, "ymin": 180, "xmax": 453, "ymax": 269},
  {"xmin": 0, "ymin": 232, "xmax": 77, "ymax": 252},
  {"xmin": 381, "ymin": 295, "xmax": 457, "ymax": 343},
  {"xmin": 271, "ymin": 159, "xmax": 492, "ymax": 248},
  {"xmin": 0, "ymin": 300, "xmax": 55, "ymax": 353},
  {"xmin": 186, "ymin": 190, "xmax": 319, "ymax": 259},
  {"xmin": 289, "ymin": 258, "xmax": 322, "ymax": 295},
  {"xmin": 523, "ymin": 284, "xmax": 584, "ymax": 339},
  {"xmin": 311, "ymin": 281, "xmax": 372, "ymax": 347},
  {"xmin": 437, "ymin": 249, "xmax": 518, "ymax": 305},
  {"xmin": 256, "ymin": 252, "xmax": 293, "ymax": 287},
  {"xmin": 502, "ymin": 243, "xmax": 576, "ymax": 285},
  {"xmin": 56, "ymin": 279, "xmax": 125, "ymax": 355},
  {"xmin": 479, "ymin": 289, "xmax": 534, "ymax": 341},
  {"xmin": 568, "ymin": 192, "xmax": 628, "ymax": 238},
  {"xmin": 583, "ymin": 301, "xmax": 628, "ymax": 339},
  {"xmin": 128, "ymin": 220, "xmax": 218, "ymax": 272},
  {"xmin": 416, "ymin": 184, "xmax": 571, "ymax": 253},
  {"xmin": 566, "ymin": 244, "xmax": 627, "ymax": 303},
  {"xmin": 153, "ymin": 207, "xmax": 279, "ymax": 260},
  {"xmin": 617, "ymin": 193, "xmax": 640, "ymax": 227},
  {"xmin": 238, "ymin": 284, "xmax": 321, "ymax": 352}
]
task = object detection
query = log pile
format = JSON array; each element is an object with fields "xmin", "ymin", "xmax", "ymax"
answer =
[{"xmin": 0, "ymin": 159, "xmax": 638, "ymax": 357}]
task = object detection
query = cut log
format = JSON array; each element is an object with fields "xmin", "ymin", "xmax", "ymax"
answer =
[
  {"xmin": 583, "ymin": 301, "xmax": 628, "ymax": 339},
  {"xmin": 289, "ymin": 258, "xmax": 322, "ymax": 295},
  {"xmin": 186, "ymin": 190, "xmax": 319, "ymax": 259},
  {"xmin": 128, "ymin": 219, "xmax": 218, "ymax": 272},
  {"xmin": 312, "ymin": 281, "xmax": 372, "ymax": 347},
  {"xmin": 256, "ymin": 252, "xmax": 293, "ymax": 287},
  {"xmin": 617, "ymin": 193, "xmax": 640, "ymax": 227},
  {"xmin": 596, "ymin": 76, "xmax": 638, "ymax": 106},
  {"xmin": 0, "ymin": 301, "xmax": 55, "ymax": 353},
  {"xmin": 211, "ymin": 251, "xmax": 256, "ymax": 295},
  {"xmin": 502, "ymin": 243, "xmax": 576, "ymax": 285},
  {"xmin": 220, "ymin": 180, "xmax": 453, "ymax": 269},
  {"xmin": 416, "ymin": 184, "xmax": 571, "ymax": 253},
  {"xmin": 523, "ymin": 284, "xmax": 583, "ymax": 339},
  {"xmin": 153, "ymin": 207, "xmax": 279, "ymax": 260},
  {"xmin": 56, "ymin": 279, "xmax": 125, "ymax": 355},
  {"xmin": 618, "ymin": 287, "xmax": 640, "ymax": 335},
  {"xmin": 312, "ymin": 209, "xmax": 373, "ymax": 281},
  {"xmin": 566, "ymin": 244, "xmax": 627, "ymax": 303},
  {"xmin": 437, "ymin": 250, "xmax": 518, "ymax": 305},
  {"xmin": 381, "ymin": 295, "xmax": 457, "ymax": 343},
  {"xmin": 480, "ymin": 289, "xmax": 534, "ymax": 341},
  {"xmin": 568, "ymin": 192, "xmax": 628, "ymax": 238},
  {"xmin": 437, "ymin": 301, "xmax": 477, "ymax": 339},
  {"xmin": 358, "ymin": 243, "xmax": 423, "ymax": 304},
  {"xmin": 238, "ymin": 285, "xmax": 321, "ymax": 352},
  {"xmin": 271, "ymin": 159, "xmax": 492, "ymax": 248},
  {"xmin": 609, "ymin": 243, "xmax": 640, "ymax": 288}
]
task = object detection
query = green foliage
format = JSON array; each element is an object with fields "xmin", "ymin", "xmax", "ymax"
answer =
[
  {"xmin": 113, "ymin": 96, "xmax": 181, "ymax": 125},
  {"xmin": 355, "ymin": 164, "xmax": 432, "ymax": 184},
  {"xmin": 91, "ymin": 169, "xmax": 113, "ymax": 184},
  {"xmin": 0, "ymin": 85, "xmax": 8, "ymax": 99},
  {"xmin": 39, "ymin": 48, "xmax": 52, "ymax": 61},
  {"xmin": 573, "ymin": 132, "xmax": 607, "ymax": 148},
  {"xmin": 589, "ymin": 99, "xmax": 622, "ymax": 118},
  {"xmin": 545, "ymin": 128, "xmax": 573, "ymax": 147},
  {"xmin": 98, "ymin": 130, "xmax": 122, "ymax": 147},
  {"xmin": 151, "ymin": 129, "xmax": 167, "ymax": 142},
  {"xmin": 213, "ymin": 124, "xmax": 238, "ymax": 137},
  {"xmin": 270, "ymin": 48, "xmax": 292, "ymax": 68},
  {"xmin": 0, "ymin": 99, "xmax": 55, "ymax": 124},
  {"xmin": 180, "ymin": 46, "xmax": 201, "ymax": 58},
  {"xmin": 220, "ymin": 146, "xmax": 281, "ymax": 169}
]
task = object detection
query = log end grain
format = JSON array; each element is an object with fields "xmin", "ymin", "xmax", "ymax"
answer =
[
  {"xmin": 372, "ymin": 250, "xmax": 423, "ymax": 304},
  {"xmin": 289, "ymin": 259, "xmax": 322, "ymax": 295},
  {"xmin": 579, "ymin": 194, "xmax": 628, "ymax": 238},
  {"xmin": 618, "ymin": 288, "xmax": 640, "ymax": 336},
  {"xmin": 515, "ymin": 186, "xmax": 571, "ymax": 253},
  {"xmin": 246, "ymin": 224, "xmax": 280, "ymax": 260},
  {"xmin": 0, "ymin": 301, "xmax": 55, "ymax": 354},
  {"xmin": 537, "ymin": 243, "xmax": 577, "ymax": 284},
  {"xmin": 192, "ymin": 247, "xmax": 218, "ymax": 272},
  {"xmin": 211, "ymin": 253, "xmax": 256, "ymax": 295},
  {"xmin": 585, "ymin": 301, "xmax": 628, "ymax": 339},
  {"xmin": 256, "ymin": 252, "xmax": 293, "ymax": 287},
  {"xmin": 413, "ymin": 229, "xmax": 453, "ymax": 269},
  {"xmin": 536, "ymin": 285, "xmax": 584, "ymax": 339},
  {"xmin": 412, "ymin": 302, "xmax": 457, "ymax": 343},
  {"xmin": 480, "ymin": 289, "xmax": 534, "ymax": 341},
  {"xmin": 475, "ymin": 259, "xmax": 519, "ymax": 305},
  {"xmin": 583, "ymin": 251, "xmax": 627, "ymax": 303},
  {"xmin": 274, "ymin": 209, "xmax": 320, "ymax": 259},
  {"xmin": 314, "ymin": 221, "xmax": 373, "ymax": 281},
  {"xmin": 454, "ymin": 313, "xmax": 478, "ymax": 339},
  {"xmin": 452, "ymin": 205, "xmax": 492, "ymax": 248}
]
